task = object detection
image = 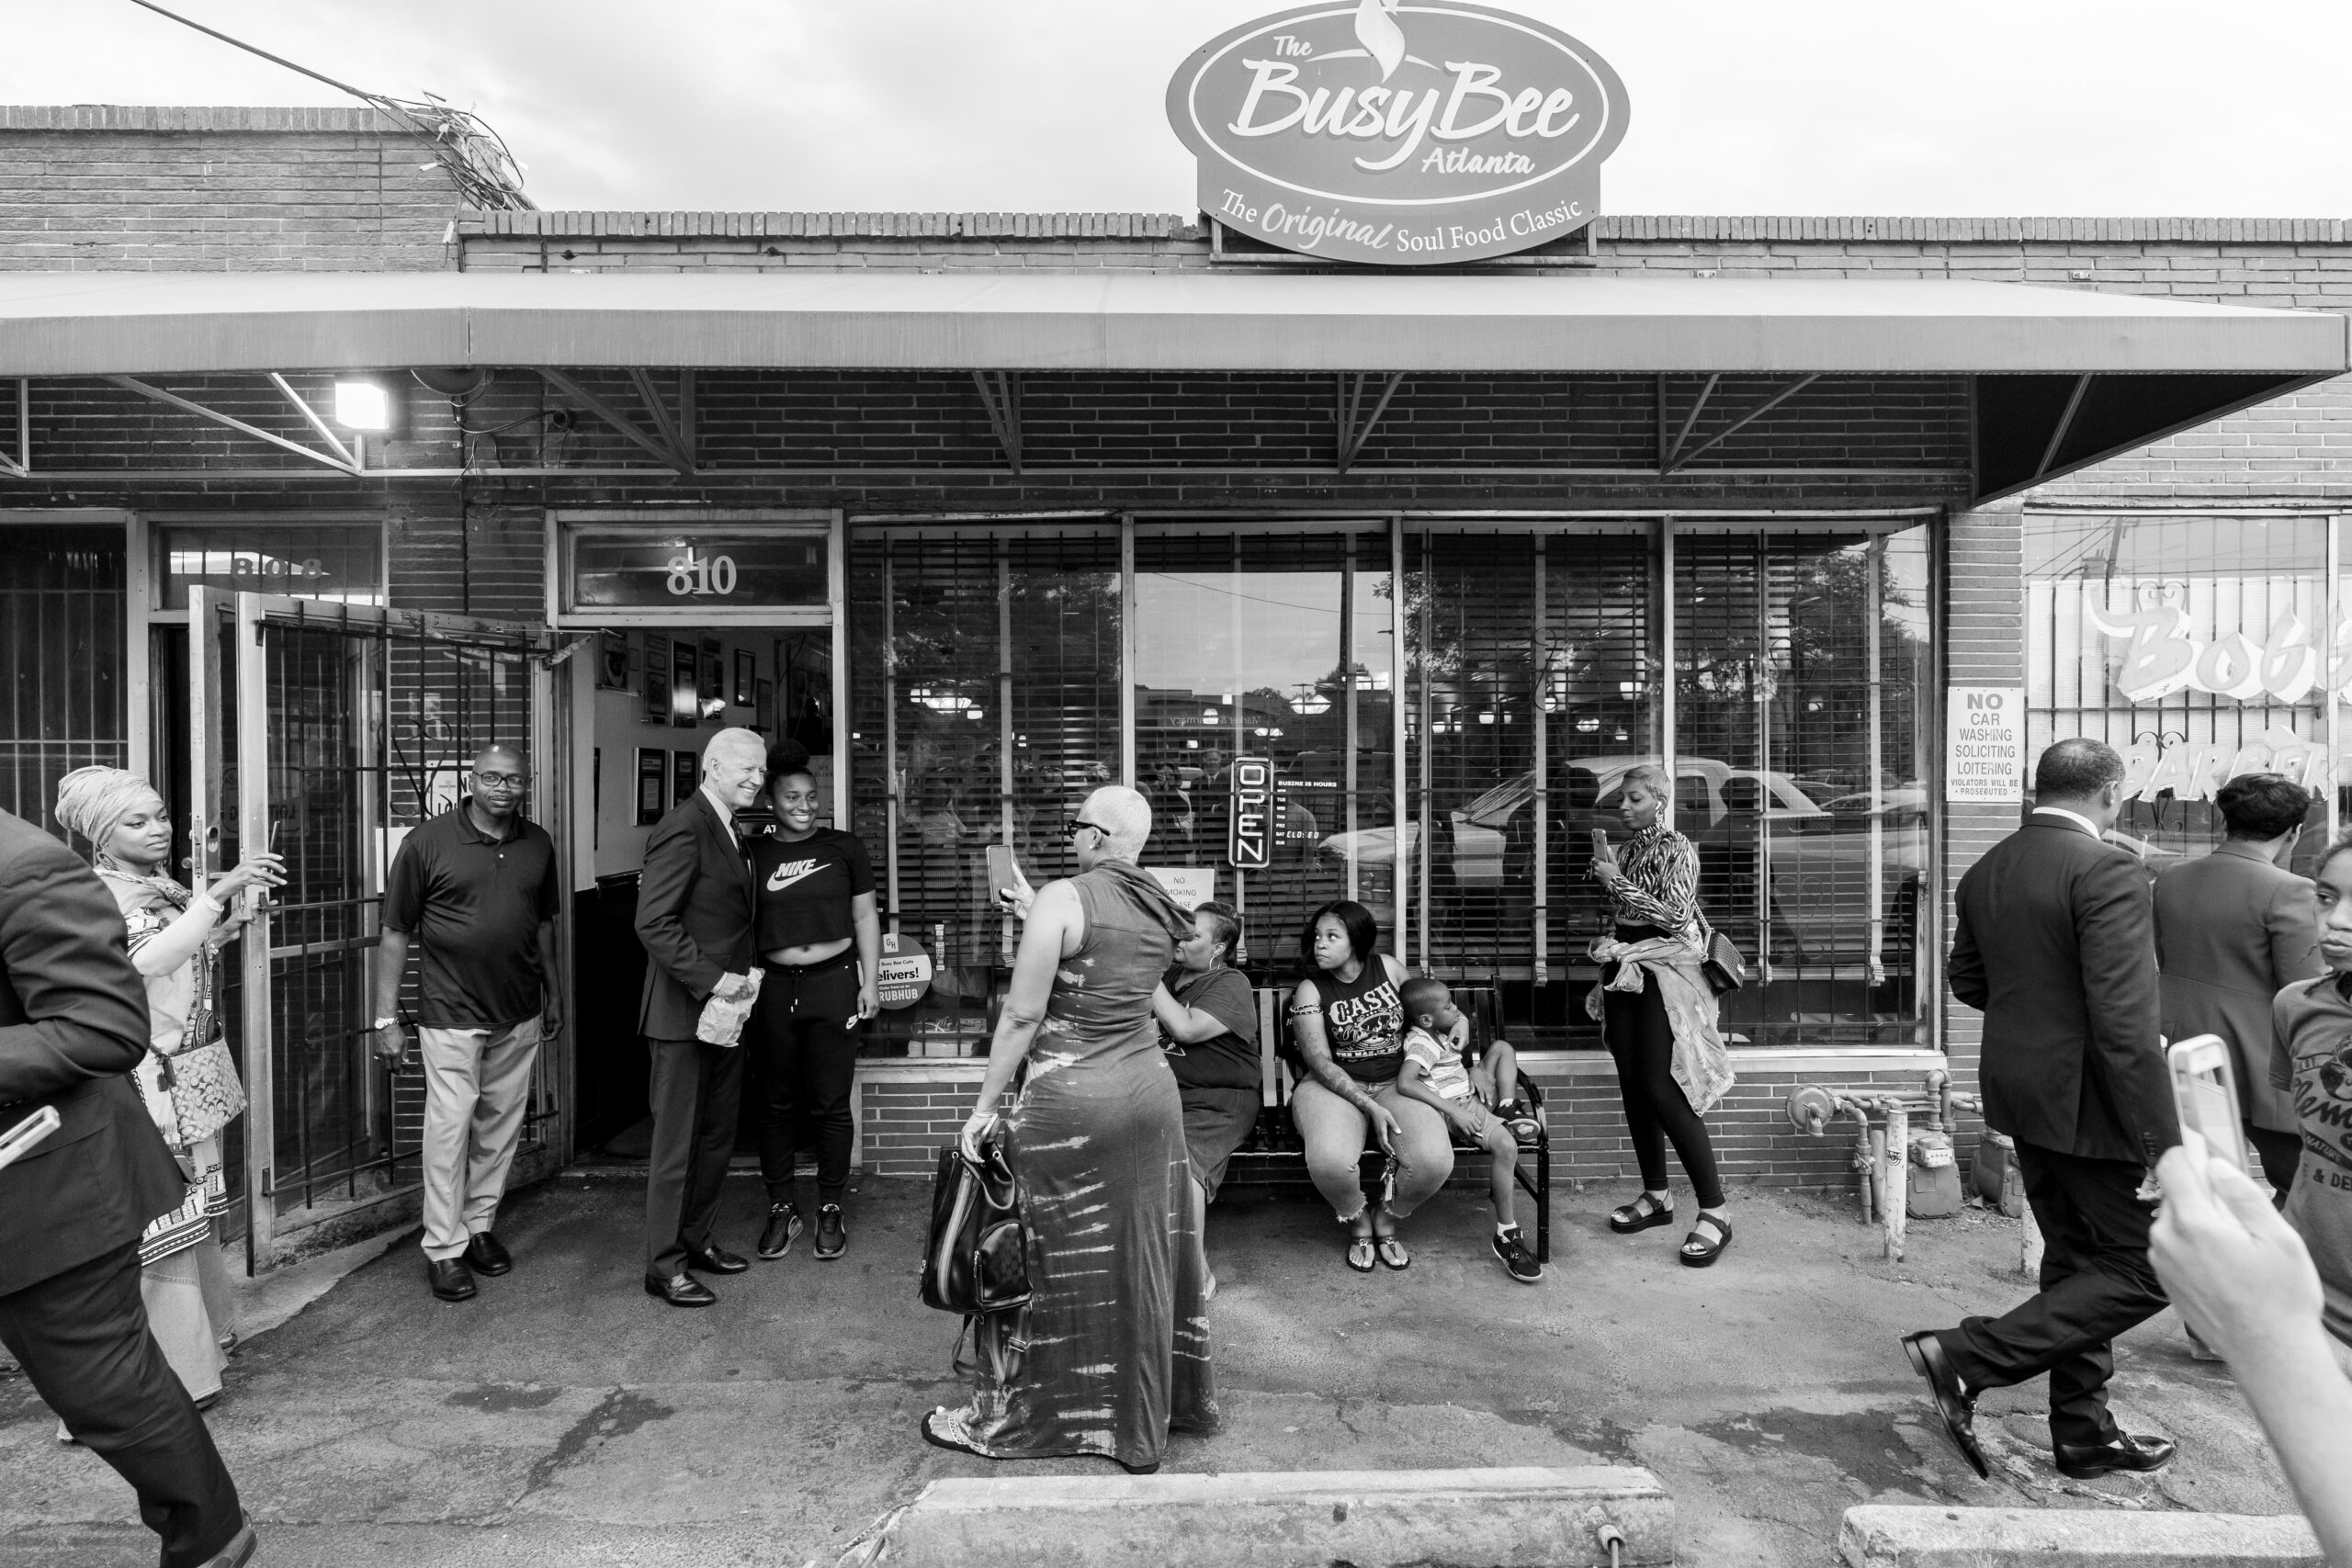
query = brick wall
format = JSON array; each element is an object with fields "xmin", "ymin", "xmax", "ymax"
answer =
[{"xmin": 0, "ymin": 106, "xmax": 466, "ymax": 272}]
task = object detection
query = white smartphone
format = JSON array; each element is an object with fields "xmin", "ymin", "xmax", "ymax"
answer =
[
  {"xmin": 2167, "ymin": 1034, "xmax": 2249, "ymax": 1172},
  {"xmin": 0, "ymin": 1105, "xmax": 62, "ymax": 1172}
]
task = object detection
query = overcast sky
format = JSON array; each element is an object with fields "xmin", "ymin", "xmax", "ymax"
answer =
[{"xmin": 6, "ymin": 1, "xmax": 2346, "ymax": 218}]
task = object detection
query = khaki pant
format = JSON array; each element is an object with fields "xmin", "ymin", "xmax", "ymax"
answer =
[{"xmin": 419, "ymin": 1019, "xmax": 541, "ymax": 1261}]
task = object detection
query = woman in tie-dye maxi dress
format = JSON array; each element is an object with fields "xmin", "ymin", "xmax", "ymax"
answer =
[{"xmin": 923, "ymin": 855, "xmax": 1218, "ymax": 1472}]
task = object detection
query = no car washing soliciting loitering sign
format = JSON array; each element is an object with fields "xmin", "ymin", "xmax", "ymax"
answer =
[{"xmin": 1945, "ymin": 687, "xmax": 2024, "ymax": 804}]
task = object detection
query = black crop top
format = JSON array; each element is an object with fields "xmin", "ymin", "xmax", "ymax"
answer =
[{"xmin": 750, "ymin": 829, "xmax": 876, "ymax": 950}]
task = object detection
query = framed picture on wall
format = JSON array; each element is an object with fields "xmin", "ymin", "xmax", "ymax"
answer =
[
  {"xmin": 671, "ymin": 748, "xmax": 699, "ymax": 808},
  {"xmin": 734, "ymin": 649, "xmax": 755, "ymax": 708},
  {"xmin": 595, "ymin": 629, "xmax": 630, "ymax": 690},
  {"xmin": 642, "ymin": 634, "xmax": 671, "ymax": 724},
  {"xmin": 635, "ymin": 749, "xmax": 666, "ymax": 827},
  {"xmin": 672, "ymin": 638, "xmax": 699, "ymax": 728},
  {"xmin": 701, "ymin": 637, "xmax": 725, "ymax": 718},
  {"xmin": 754, "ymin": 678, "xmax": 775, "ymax": 731}
]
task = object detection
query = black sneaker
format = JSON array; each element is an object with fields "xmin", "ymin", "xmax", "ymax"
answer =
[
  {"xmin": 757, "ymin": 1203, "xmax": 805, "ymax": 1260},
  {"xmin": 1491, "ymin": 1226, "xmax": 1543, "ymax": 1284},
  {"xmin": 814, "ymin": 1203, "xmax": 846, "ymax": 1260}
]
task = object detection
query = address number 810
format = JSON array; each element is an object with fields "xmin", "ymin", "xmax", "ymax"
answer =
[{"xmin": 664, "ymin": 550, "xmax": 737, "ymax": 596}]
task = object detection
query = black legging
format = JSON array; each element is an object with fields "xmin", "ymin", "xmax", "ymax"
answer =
[
  {"xmin": 1602, "ymin": 957, "xmax": 1725, "ymax": 1210},
  {"xmin": 750, "ymin": 953, "xmax": 862, "ymax": 1206}
]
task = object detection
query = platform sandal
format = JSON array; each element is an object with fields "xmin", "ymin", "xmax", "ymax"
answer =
[
  {"xmin": 1608, "ymin": 1192, "xmax": 1675, "ymax": 1234},
  {"xmin": 1679, "ymin": 1213, "xmax": 1732, "ymax": 1268}
]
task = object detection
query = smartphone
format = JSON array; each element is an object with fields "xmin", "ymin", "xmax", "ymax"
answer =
[
  {"xmin": 1589, "ymin": 828, "xmax": 1613, "ymax": 860},
  {"xmin": 2167, "ymin": 1035, "xmax": 2250, "ymax": 1172},
  {"xmin": 985, "ymin": 844, "xmax": 1022, "ymax": 906},
  {"xmin": 0, "ymin": 1105, "xmax": 62, "ymax": 1172}
]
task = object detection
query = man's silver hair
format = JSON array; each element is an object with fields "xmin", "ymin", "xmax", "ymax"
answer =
[
  {"xmin": 1082, "ymin": 784, "xmax": 1152, "ymax": 861},
  {"xmin": 702, "ymin": 727, "xmax": 767, "ymax": 777},
  {"xmin": 1623, "ymin": 762, "xmax": 1674, "ymax": 806}
]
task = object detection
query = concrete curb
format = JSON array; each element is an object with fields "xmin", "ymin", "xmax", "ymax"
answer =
[
  {"xmin": 1839, "ymin": 1506, "xmax": 2323, "ymax": 1567},
  {"xmin": 848, "ymin": 1464, "xmax": 1669, "ymax": 1567}
]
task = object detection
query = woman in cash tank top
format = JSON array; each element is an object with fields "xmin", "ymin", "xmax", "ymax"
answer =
[{"xmin": 1286, "ymin": 900, "xmax": 1454, "ymax": 1272}]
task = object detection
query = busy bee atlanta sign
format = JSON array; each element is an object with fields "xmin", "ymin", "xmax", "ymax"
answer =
[{"xmin": 1166, "ymin": 1, "xmax": 1631, "ymax": 265}]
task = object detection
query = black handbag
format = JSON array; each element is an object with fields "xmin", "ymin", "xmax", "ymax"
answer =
[
  {"xmin": 919, "ymin": 1136, "xmax": 1031, "ymax": 1317},
  {"xmin": 1698, "ymin": 911, "xmax": 1747, "ymax": 995}
]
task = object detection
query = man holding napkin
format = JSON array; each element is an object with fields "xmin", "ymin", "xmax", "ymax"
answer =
[{"xmin": 635, "ymin": 728, "xmax": 766, "ymax": 1307}]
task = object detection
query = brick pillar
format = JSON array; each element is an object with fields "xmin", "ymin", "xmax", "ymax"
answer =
[{"xmin": 1940, "ymin": 498, "xmax": 2025, "ymax": 1089}]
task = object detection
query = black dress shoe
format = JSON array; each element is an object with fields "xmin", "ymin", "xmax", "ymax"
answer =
[
  {"xmin": 427, "ymin": 1258, "xmax": 478, "ymax": 1302},
  {"xmin": 814, "ymin": 1204, "xmax": 847, "ymax": 1260},
  {"xmin": 643, "ymin": 1272, "xmax": 718, "ymax": 1307},
  {"xmin": 463, "ymin": 1231, "xmax": 513, "ymax": 1277},
  {"xmin": 197, "ymin": 1518, "xmax": 259, "ymax": 1568},
  {"xmin": 758, "ymin": 1203, "xmax": 805, "ymax": 1260},
  {"xmin": 2054, "ymin": 1432, "xmax": 2177, "ymax": 1479},
  {"xmin": 684, "ymin": 1243, "xmax": 751, "ymax": 1275},
  {"xmin": 1900, "ymin": 1330, "xmax": 1988, "ymax": 1480}
]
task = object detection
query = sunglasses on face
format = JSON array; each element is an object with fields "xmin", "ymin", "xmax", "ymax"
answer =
[{"xmin": 1066, "ymin": 818, "xmax": 1105, "ymax": 840}]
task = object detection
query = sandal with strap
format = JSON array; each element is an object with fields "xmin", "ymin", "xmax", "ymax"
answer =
[
  {"xmin": 921, "ymin": 1407, "xmax": 988, "ymax": 1459},
  {"xmin": 1679, "ymin": 1213, "xmax": 1733, "ymax": 1269},
  {"xmin": 1609, "ymin": 1193, "xmax": 1676, "ymax": 1234},
  {"xmin": 1344, "ymin": 1234, "xmax": 1376, "ymax": 1273},
  {"xmin": 1374, "ymin": 1234, "xmax": 1410, "ymax": 1270}
]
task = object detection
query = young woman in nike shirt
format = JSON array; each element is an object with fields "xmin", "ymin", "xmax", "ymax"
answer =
[{"xmin": 746, "ymin": 740, "xmax": 881, "ymax": 1262}]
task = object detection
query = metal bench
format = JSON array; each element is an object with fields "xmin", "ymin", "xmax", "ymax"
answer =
[{"xmin": 1217, "ymin": 984, "xmax": 1552, "ymax": 1263}]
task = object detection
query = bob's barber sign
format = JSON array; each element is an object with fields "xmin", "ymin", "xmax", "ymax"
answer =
[{"xmin": 1167, "ymin": 1, "xmax": 1630, "ymax": 265}]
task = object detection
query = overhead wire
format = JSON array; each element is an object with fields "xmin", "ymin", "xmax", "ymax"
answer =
[{"xmin": 126, "ymin": 0, "xmax": 534, "ymax": 210}]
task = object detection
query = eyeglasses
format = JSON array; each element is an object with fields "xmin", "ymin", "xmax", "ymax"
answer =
[
  {"xmin": 1066, "ymin": 818, "xmax": 1105, "ymax": 840},
  {"xmin": 475, "ymin": 772, "xmax": 527, "ymax": 793}
]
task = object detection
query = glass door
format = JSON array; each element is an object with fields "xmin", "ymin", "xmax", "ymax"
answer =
[{"xmin": 191, "ymin": 589, "xmax": 560, "ymax": 1270}]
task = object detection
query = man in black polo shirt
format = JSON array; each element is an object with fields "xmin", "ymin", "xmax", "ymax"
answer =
[{"xmin": 370, "ymin": 743, "xmax": 562, "ymax": 1303}]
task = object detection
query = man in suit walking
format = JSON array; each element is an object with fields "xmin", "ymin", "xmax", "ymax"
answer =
[
  {"xmin": 638, "ymin": 728, "xmax": 766, "ymax": 1307},
  {"xmin": 1904, "ymin": 739, "xmax": 2181, "ymax": 1482},
  {"xmin": 2154, "ymin": 772, "xmax": 2322, "ymax": 1196},
  {"xmin": 0, "ymin": 805, "xmax": 255, "ymax": 1567}
]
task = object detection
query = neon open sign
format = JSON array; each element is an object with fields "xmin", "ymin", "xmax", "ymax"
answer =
[{"xmin": 1228, "ymin": 756, "xmax": 1275, "ymax": 869}]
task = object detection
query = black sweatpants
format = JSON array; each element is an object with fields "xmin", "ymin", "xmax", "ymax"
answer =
[
  {"xmin": 0, "ymin": 1241, "xmax": 244, "ymax": 1567},
  {"xmin": 1601, "ymin": 967, "xmax": 1726, "ymax": 1210},
  {"xmin": 751, "ymin": 955, "xmax": 862, "ymax": 1204},
  {"xmin": 1934, "ymin": 1142, "xmax": 2168, "ymax": 1448}
]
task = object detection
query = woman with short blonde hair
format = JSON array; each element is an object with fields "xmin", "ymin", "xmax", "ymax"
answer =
[{"xmin": 1587, "ymin": 762, "xmax": 1735, "ymax": 1269}]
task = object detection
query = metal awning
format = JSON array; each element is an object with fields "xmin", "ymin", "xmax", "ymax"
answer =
[
  {"xmin": 0, "ymin": 269, "xmax": 2337, "ymax": 377},
  {"xmin": 0, "ymin": 270, "xmax": 2340, "ymax": 502}
]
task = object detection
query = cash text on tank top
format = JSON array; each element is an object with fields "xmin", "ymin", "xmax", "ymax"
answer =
[{"xmin": 1295, "ymin": 959, "xmax": 1405, "ymax": 1084}]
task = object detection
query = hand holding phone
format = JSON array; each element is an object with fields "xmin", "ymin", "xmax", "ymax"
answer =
[{"xmin": 2168, "ymin": 1035, "xmax": 2250, "ymax": 1174}]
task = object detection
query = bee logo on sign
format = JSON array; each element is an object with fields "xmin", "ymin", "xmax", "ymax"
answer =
[{"xmin": 1228, "ymin": 757, "xmax": 1276, "ymax": 870}]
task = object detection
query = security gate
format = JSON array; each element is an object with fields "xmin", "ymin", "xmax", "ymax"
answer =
[{"xmin": 188, "ymin": 590, "xmax": 565, "ymax": 1271}]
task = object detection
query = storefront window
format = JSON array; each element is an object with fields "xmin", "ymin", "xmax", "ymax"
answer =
[
  {"xmin": 0, "ymin": 525, "xmax": 128, "ymax": 833},
  {"xmin": 1134, "ymin": 528, "xmax": 1397, "ymax": 963},
  {"xmin": 2024, "ymin": 510, "xmax": 2332, "ymax": 869},
  {"xmin": 847, "ymin": 517, "xmax": 1933, "ymax": 1055},
  {"xmin": 1676, "ymin": 527, "xmax": 1932, "ymax": 1046}
]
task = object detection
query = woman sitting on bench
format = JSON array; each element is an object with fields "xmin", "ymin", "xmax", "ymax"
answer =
[{"xmin": 1286, "ymin": 900, "xmax": 1453, "ymax": 1273}]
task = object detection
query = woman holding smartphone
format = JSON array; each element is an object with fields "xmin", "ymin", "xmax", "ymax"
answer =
[
  {"xmin": 745, "ymin": 740, "xmax": 881, "ymax": 1264},
  {"xmin": 53, "ymin": 765, "xmax": 284, "ymax": 1406},
  {"xmin": 1588, "ymin": 764, "xmax": 1735, "ymax": 1268}
]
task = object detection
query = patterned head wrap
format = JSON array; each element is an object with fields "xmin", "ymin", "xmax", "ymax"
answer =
[{"xmin": 54, "ymin": 765, "xmax": 163, "ymax": 851}]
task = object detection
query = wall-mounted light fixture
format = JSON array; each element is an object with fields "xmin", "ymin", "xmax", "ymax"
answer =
[{"xmin": 333, "ymin": 378, "xmax": 394, "ymax": 431}]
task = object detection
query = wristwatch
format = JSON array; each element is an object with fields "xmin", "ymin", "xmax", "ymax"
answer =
[{"xmin": 371, "ymin": 1015, "xmax": 399, "ymax": 1032}]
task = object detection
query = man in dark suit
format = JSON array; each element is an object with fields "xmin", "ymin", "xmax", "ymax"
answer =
[
  {"xmin": 1905, "ymin": 739, "xmax": 2181, "ymax": 1483},
  {"xmin": 2154, "ymin": 772, "xmax": 2322, "ymax": 1196},
  {"xmin": 637, "ymin": 728, "xmax": 765, "ymax": 1307},
  {"xmin": 0, "ymin": 805, "xmax": 255, "ymax": 1567}
]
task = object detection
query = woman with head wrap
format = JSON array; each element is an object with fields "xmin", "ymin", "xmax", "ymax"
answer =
[{"xmin": 53, "ymin": 766, "xmax": 283, "ymax": 1411}]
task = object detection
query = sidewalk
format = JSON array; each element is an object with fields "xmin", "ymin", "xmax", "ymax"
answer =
[{"xmin": 0, "ymin": 1174, "xmax": 2303, "ymax": 1567}]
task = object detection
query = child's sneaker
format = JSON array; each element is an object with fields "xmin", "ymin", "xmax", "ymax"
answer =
[
  {"xmin": 1491, "ymin": 1226, "xmax": 1543, "ymax": 1284},
  {"xmin": 1497, "ymin": 1100, "xmax": 1542, "ymax": 1145}
]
